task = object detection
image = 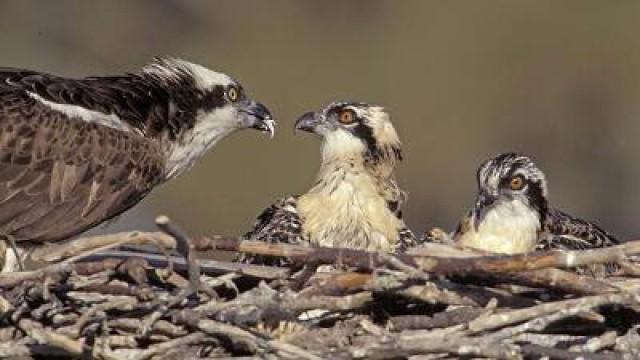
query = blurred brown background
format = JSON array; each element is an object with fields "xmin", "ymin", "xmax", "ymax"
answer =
[{"xmin": 1, "ymin": 1, "xmax": 639, "ymax": 240}]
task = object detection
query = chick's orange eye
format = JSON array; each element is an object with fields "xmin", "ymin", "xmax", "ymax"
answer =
[
  {"xmin": 510, "ymin": 176, "xmax": 525, "ymax": 190},
  {"xmin": 338, "ymin": 110, "xmax": 355, "ymax": 124}
]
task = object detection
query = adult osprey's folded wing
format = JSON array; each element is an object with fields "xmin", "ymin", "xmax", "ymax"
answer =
[{"xmin": 0, "ymin": 89, "xmax": 164, "ymax": 244}]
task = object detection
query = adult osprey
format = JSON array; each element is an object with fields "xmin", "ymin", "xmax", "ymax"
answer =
[{"xmin": 0, "ymin": 58, "xmax": 275, "ymax": 269}]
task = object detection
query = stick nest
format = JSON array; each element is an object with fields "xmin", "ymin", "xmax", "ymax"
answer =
[{"xmin": 1, "ymin": 217, "xmax": 640, "ymax": 359}]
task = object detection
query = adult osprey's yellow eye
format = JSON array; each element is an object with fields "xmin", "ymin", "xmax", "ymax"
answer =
[
  {"xmin": 338, "ymin": 110, "xmax": 355, "ymax": 124},
  {"xmin": 510, "ymin": 175, "xmax": 525, "ymax": 190},
  {"xmin": 227, "ymin": 87, "xmax": 239, "ymax": 102}
]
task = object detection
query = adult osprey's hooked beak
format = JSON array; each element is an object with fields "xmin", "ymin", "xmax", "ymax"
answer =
[{"xmin": 243, "ymin": 101, "xmax": 276, "ymax": 138}]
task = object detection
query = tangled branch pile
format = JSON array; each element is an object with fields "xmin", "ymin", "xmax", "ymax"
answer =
[{"xmin": 1, "ymin": 219, "xmax": 640, "ymax": 359}]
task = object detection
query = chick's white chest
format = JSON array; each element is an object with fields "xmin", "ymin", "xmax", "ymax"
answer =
[
  {"xmin": 297, "ymin": 171, "xmax": 401, "ymax": 252},
  {"xmin": 457, "ymin": 200, "xmax": 540, "ymax": 254}
]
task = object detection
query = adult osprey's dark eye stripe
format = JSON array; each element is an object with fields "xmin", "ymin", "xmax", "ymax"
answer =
[
  {"xmin": 202, "ymin": 85, "xmax": 226, "ymax": 111},
  {"xmin": 338, "ymin": 109, "xmax": 356, "ymax": 124}
]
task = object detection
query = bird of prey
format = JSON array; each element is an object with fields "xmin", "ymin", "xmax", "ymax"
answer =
[
  {"xmin": 0, "ymin": 57, "xmax": 275, "ymax": 271},
  {"xmin": 241, "ymin": 101, "xmax": 416, "ymax": 265},
  {"xmin": 451, "ymin": 152, "xmax": 618, "ymax": 276}
]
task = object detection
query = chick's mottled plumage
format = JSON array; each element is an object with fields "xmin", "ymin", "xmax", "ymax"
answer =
[
  {"xmin": 452, "ymin": 153, "xmax": 618, "ymax": 276},
  {"xmin": 539, "ymin": 208, "xmax": 618, "ymax": 251},
  {"xmin": 241, "ymin": 102, "xmax": 416, "ymax": 265}
]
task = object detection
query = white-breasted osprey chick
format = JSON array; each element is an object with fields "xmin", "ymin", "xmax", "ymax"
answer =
[
  {"xmin": 241, "ymin": 101, "xmax": 416, "ymax": 265},
  {"xmin": 0, "ymin": 58, "xmax": 275, "ymax": 269},
  {"xmin": 452, "ymin": 153, "xmax": 618, "ymax": 276}
]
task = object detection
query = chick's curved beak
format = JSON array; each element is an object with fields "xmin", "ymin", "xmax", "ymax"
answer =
[
  {"xmin": 294, "ymin": 111, "xmax": 320, "ymax": 134},
  {"xmin": 245, "ymin": 102, "xmax": 276, "ymax": 138}
]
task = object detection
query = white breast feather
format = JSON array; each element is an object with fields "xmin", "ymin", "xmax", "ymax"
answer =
[
  {"xmin": 298, "ymin": 171, "xmax": 402, "ymax": 252},
  {"xmin": 320, "ymin": 130, "xmax": 367, "ymax": 163},
  {"xmin": 458, "ymin": 200, "xmax": 540, "ymax": 254},
  {"xmin": 297, "ymin": 126, "xmax": 404, "ymax": 252}
]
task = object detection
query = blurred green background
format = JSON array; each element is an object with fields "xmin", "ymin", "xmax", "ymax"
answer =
[{"xmin": 1, "ymin": 1, "xmax": 640, "ymax": 240}]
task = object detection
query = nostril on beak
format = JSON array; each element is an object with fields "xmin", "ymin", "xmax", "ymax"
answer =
[
  {"xmin": 250, "ymin": 102, "xmax": 272, "ymax": 121},
  {"xmin": 294, "ymin": 112, "xmax": 317, "ymax": 133}
]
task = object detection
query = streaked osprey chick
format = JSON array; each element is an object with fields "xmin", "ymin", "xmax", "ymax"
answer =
[
  {"xmin": 453, "ymin": 153, "xmax": 618, "ymax": 275},
  {"xmin": 242, "ymin": 101, "xmax": 416, "ymax": 265}
]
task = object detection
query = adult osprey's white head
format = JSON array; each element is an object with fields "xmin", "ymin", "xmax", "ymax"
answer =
[
  {"xmin": 138, "ymin": 58, "xmax": 275, "ymax": 177},
  {"xmin": 0, "ymin": 57, "xmax": 275, "ymax": 270}
]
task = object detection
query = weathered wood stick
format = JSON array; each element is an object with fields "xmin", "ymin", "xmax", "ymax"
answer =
[
  {"xmin": 466, "ymin": 292, "xmax": 638, "ymax": 333},
  {"xmin": 30, "ymin": 231, "xmax": 176, "ymax": 263},
  {"xmin": 483, "ymin": 268, "xmax": 616, "ymax": 295},
  {"xmin": 82, "ymin": 250, "xmax": 288, "ymax": 280},
  {"xmin": 198, "ymin": 236, "xmax": 640, "ymax": 275}
]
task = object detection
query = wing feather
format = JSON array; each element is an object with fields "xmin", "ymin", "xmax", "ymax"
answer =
[
  {"xmin": 48, "ymin": 160, "xmax": 65, "ymax": 203},
  {"xmin": 81, "ymin": 181, "xmax": 102, "ymax": 217},
  {"xmin": 0, "ymin": 89, "xmax": 165, "ymax": 245},
  {"xmin": 539, "ymin": 208, "xmax": 619, "ymax": 277},
  {"xmin": 240, "ymin": 196, "xmax": 305, "ymax": 265},
  {"xmin": 0, "ymin": 66, "xmax": 173, "ymax": 137},
  {"xmin": 396, "ymin": 227, "xmax": 418, "ymax": 252},
  {"xmin": 59, "ymin": 163, "xmax": 81, "ymax": 201},
  {"xmin": 539, "ymin": 208, "xmax": 619, "ymax": 251}
]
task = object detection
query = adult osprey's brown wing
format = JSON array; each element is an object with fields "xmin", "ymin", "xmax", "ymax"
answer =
[{"xmin": 0, "ymin": 90, "xmax": 165, "ymax": 245}]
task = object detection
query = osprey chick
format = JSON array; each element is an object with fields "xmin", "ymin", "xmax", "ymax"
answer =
[
  {"xmin": 0, "ymin": 58, "xmax": 274, "ymax": 270},
  {"xmin": 242, "ymin": 101, "xmax": 416, "ymax": 265},
  {"xmin": 453, "ymin": 153, "xmax": 618, "ymax": 275}
]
